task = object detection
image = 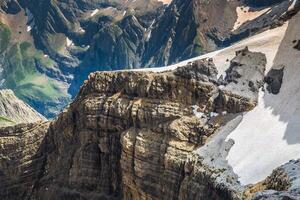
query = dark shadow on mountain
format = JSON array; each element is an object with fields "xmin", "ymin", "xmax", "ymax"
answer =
[
  {"xmin": 263, "ymin": 10, "xmax": 300, "ymax": 145},
  {"xmin": 243, "ymin": 0, "xmax": 286, "ymax": 8}
]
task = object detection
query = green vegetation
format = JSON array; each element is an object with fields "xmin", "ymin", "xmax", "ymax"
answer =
[
  {"xmin": 16, "ymin": 74, "xmax": 65, "ymax": 102},
  {"xmin": 193, "ymin": 35, "xmax": 203, "ymax": 55},
  {"xmin": 0, "ymin": 115, "xmax": 15, "ymax": 124},
  {"xmin": 35, "ymin": 51, "xmax": 56, "ymax": 69},
  {"xmin": 0, "ymin": 22, "xmax": 11, "ymax": 53},
  {"xmin": 3, "ymin": 41, "xmax": 66, "ymax": 103},
  {"xmin": 0, "ymin": 21, "xmax": 70, "ymax": 117}
]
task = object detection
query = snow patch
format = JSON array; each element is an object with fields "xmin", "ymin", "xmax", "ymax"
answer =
[
  {"xmin": 78, "ymin": 27, "xmax": 85, "ymax": 33},
  {"xmin": 90, "ymin": 9, "xmax": 99, "ymax": 17},
  {"xmin": 27, "ymin": 26, "xmax": 32, "ymax": 32},
  {"xmin": 192, "ymin": 105, "xmax": 204, "ymax": 119},
  {"xmin": 146, "ymin": 19, "xmax": 156, "ymax": 41},
  {"xmin": 25, "ymin": 8, "xmax": 36, "ymax": 32},
  {"xmin": 233, "ymin": 6, "xmax": 271, "ymax": 31},
  {"xmin": 226, "ymin": 90, "xmax": 300, "ymax": 185},
  {"xmin": 66, "ymin": 37, "xmax": 73, "ymax": 47},
  {"xmin": 210, "ymin": 112, "xmax": 219, "ymax": 118},
  {"xmin": 226, "ymin": 13, "xmax": 300, "ymax": 185}
]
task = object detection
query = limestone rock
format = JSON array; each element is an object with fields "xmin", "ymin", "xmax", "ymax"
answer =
[
  {"xmin": 0, "ymin": 51, "xmax": 267, "ymax": 199},
  {"xmin": 252, "ymin": 160, "xmax": 300, "ymax": 200},
  {"xmin": 214, "ymin": 47, "xmax": 266, "ymax": 113},
  {"xmin": 264, "ymin": 67, "xmax": 284, "ymax": 95}
]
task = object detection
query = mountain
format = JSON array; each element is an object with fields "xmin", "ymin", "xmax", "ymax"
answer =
[
  {"xmin": 0, "ymin": 0, "xmax": 298, "ymax": 117},
  {"xmin": 0, "ymin": 89, "xmax": 45, "ymax": 127},
  {"xmin": 0, "ymin": 6, "xmax": 300, "ymax": 199}
]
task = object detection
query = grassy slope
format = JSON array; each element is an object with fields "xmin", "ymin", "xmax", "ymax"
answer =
[
  {"xmin": 0, "ymin": 22, "xmax": 11, "ymax": 53},
  {"xmin": 0, "ymin": 23, "xmax": 70, "ymax": 117},
  {"xmin": 0, "ymin": 115, "xmax": 15, "ymax": 123}
]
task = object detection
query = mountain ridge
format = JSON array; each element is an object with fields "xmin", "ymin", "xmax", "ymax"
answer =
[{"xmin": 1, "ymin": 0, "xmax": 298, "ymax": 117}]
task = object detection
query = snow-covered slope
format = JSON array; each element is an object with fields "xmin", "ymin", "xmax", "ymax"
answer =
[
  {"xmin": 135, "ymin": 10, "xmax": 300, "ymax": 186},
  {"xmin": 226, "ymin": 11, "xmax": 300, "ymax": 185},
  {"xmin": 232, "ymin": 6, "xmax": 271, "ymax": 31},
  {"xmin": 134, "ymin": 21, "xmax": 288, "ymax": 76}
]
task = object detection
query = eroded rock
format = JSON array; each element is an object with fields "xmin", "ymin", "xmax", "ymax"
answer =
[
  {"xmin": 214, "ymin": 47, "xmax": 267, "ymax": 113},
  {"xmin": 252, "ymin": 160, "xmax": 300, "ymax": 200},
  {"xmin": 265, "ymin": 67, "xmax": 284, "ymax": 95},
  {"xmin": 0, "ymin": 49, "xmax": 268, "ymax": 200}
]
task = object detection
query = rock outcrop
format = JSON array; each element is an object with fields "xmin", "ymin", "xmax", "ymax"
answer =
[
  {"xmin": 252, "ymin": 160, "xmax": 300, "ymax": 200},
  {"xmin": 0, "ymin": 89, "xmax": 45, "ymax": 127},
  {"xmin": 264, "ymin": 67, "xmax": 284, "ymax": 95},
  {"xmin": 294, "ymin": 40, "xmax": 300, "ymax": 51},
  {"xmin": 0, "ymin": 49, "xmax": 270, "ymax": 200},
  {"xmin": 215, "ymin": 47, "xmax": 266, "ymax": 113}
]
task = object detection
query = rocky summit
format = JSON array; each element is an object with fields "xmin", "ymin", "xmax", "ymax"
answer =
[{"xmin": 1, "ymin": 48, "xmax": 299, "ymax": 200}]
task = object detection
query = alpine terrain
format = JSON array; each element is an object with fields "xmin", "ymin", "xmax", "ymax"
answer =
[
  {"xmin": 0, "ymin": 0, "xmax": 300, "ymax": 200},
  {"xmin": 0, "ymin": 0, "xmax": 297, "ymax": 117}
]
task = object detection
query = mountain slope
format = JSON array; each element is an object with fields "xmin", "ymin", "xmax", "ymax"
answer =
[
  {"xmin": 137, "ymin": 8, "xmax": 300, "ymax": 186},
  {"xmin": 0, "ymin": 9, "xmax": 71, "ymax": 118},
  {"xmin": 0, "ymin": 89, "xmax": 45, "ymax": 126},
  {"xmin": 0, "ymin": 47, "xmax": 266, "ymax": 199}
]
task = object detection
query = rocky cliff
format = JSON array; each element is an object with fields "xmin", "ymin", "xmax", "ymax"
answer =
[{"xmin": 2, "ymin": 48, "xmax": 296, "ymax": 200}]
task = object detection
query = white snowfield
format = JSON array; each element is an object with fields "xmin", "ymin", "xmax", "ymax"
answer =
[
  {"xmin": 233, "ymin": 6, "xmax": 271, "ymax": 31},
  {"xmin": 135, "ymin": 9, "xmax": 300, "ymax": 186},
  {"xmin": 226, "ymin": 12, "xmax": 300, "ymax": 185}
]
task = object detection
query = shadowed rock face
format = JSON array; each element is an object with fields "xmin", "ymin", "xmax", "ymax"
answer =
[
  {"xmin": 244, "ymin": 0, "xmax": 286, "ymax": 7},
  {"xmin": 0, "ymin": 50, "xmax": 268, "ymax": 200},
  {"xmin": 0, "ymin": 0, "xmax": 21, "ymax": 14},
  {"xmin": 265, "ymin": 67, "xmax": 284, "ymax": 95},
  {"xmin": 294, "ymin": 40, "xmax": 300, "ymax": 51}
]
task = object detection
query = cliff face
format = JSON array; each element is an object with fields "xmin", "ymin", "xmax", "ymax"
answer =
[{"xmin": 0, "ymin": 49, "xmax": 270, "ymax": 199}]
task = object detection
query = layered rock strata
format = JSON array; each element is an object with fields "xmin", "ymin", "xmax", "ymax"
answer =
[{"xmin": 0, "ymin": 49, "xmax": 271, "ymax": 200}]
